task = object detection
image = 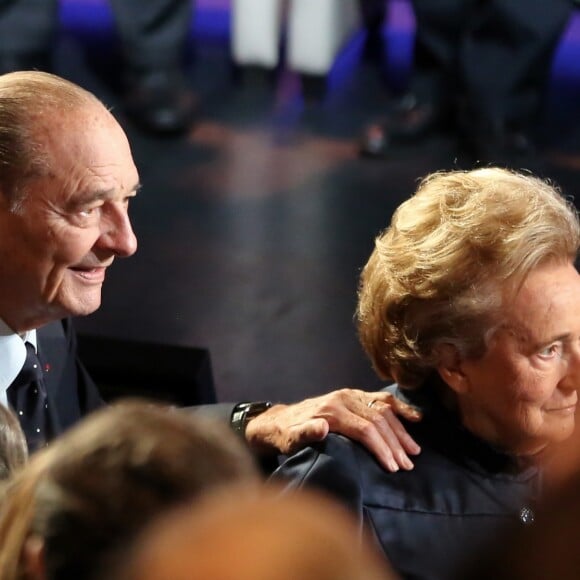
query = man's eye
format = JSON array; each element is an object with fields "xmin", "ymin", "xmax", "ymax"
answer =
[{"xmin": 78, "ymin": 206, "xmax": 100, "ymax": 218}]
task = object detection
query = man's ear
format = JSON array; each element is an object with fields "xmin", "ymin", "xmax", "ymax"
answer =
[
  {"xmin": 435, "ymin": 343, "xmax": 470, "ymax": 394},
  {"xmin": 22, "ymin": 535, "xmax": 45, "ymax": 580}
]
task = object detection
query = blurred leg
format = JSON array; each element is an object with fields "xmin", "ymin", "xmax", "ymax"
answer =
[
  {"xmin": 359, "ymin": 0, "xmax": 387, "ymax": 61},
  {"xmin": 359, "ymin": 0, "xmax": 471, "ymax": 158},
  {"xmin": 0, "ymin": 0, "xmax": 58, "ymax": 72},
  {"xmin": 410, "ymin": 0, "xmax": 473, "ymax": 109},
  {"xmin": 231, "ymin": 0, "xmax": 284, "ymax": 69},
  {"xmin": 459, "ymin": 0, "xmax": 573, "ymax": 161},
  {"xmin": 108, "ymin": 0, "xmax": 192, "ymax": 70},
  {"xmin": 108, "ymin": 0, "xmax": 197, "ymax": 134},
  {"xmin": 460, "ymin": 0, "xmax": 572, "ymax": 124}
]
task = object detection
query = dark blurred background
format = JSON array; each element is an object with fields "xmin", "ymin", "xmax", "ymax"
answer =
[{"xmin": 60, "ymin": 0, "xmax": 580, "ymax": 404}]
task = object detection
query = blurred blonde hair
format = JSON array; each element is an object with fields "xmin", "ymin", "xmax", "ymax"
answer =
[
  {"xmin": 0, "ymin": 405, "xmax": 27, "ymax": 481},
  {"xmin": 357, "ymin": 167, "xmax": 580, "ymax": 387}
]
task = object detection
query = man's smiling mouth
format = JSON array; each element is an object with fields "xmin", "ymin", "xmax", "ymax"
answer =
[{"xmin": 69, "ymin": 266, "xmax": 108, "ymax": 282}]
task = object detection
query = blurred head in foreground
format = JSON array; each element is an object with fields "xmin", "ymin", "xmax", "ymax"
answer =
[
  {"xmin": 0, "ymin": 400, "xmax": 260, "ymax": 580},
  {"xmin": 118, "ymin": 485, "xmax": 396, "ymax": 580}
]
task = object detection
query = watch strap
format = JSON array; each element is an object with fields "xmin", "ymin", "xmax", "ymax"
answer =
[{"xmin": 231, "ymin": 401, "xmax": 273, "ymax": 437}]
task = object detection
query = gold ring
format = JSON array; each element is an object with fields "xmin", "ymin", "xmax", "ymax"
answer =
[{"xmin": 367, "ymin": 399, "xmax": 377, "ymax": 409}]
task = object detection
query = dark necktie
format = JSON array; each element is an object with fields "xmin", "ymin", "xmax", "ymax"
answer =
[{"xmin": 8, "ymin": 342, "xmax": 50, "ymax": 452}]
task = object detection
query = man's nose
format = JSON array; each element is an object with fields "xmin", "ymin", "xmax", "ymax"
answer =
[{"xmin": 97, "ymin": 204, "xmax": 138, "ymax": 257}]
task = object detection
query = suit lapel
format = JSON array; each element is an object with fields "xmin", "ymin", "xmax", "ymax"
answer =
[{"xmin": 36, "ymin": 321, "xmax": 69, "ymax": 436}]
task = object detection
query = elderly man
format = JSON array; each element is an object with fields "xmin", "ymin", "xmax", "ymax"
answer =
[{"xmin": 0, "ymin": 71, "xmax": 420, "ymax": 469}]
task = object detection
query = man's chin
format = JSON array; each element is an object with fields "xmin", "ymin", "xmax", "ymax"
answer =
[
  {"xmin": 73, "ymin": 297, "xmax": 102, "ymax": 317},
  {"xmin": 56, "ymin": 290, "xmax": 103, "ymax": 318}
]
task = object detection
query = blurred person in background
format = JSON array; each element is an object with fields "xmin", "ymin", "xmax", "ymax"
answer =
[
  {"xmin": 0, "ymin": 0, "xmax": 197, "ymax": 134},
  {"xmin": 360, "ymin": 0, "xmax": 573, "ymax": 165}
]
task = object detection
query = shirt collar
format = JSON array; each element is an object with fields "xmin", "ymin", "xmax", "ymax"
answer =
[{"xmin": 0, "ymin": 318, "xmax": 37, "ymax": 407}]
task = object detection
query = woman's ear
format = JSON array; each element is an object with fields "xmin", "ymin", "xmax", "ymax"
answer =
[
  {"xmin": 435, "ymin": 343, "xmax": 470, "ymax": 394},
  {"xmin": 22, "ymin": 535, "xmax": 45, "ymax": 580}
]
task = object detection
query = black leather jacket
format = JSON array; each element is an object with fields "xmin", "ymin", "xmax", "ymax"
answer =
[{"xmin": 273, "ymin": 383, "xmax": 541, "ymax": 580}]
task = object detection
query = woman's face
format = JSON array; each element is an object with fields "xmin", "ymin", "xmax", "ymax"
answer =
[{"xmin": 453, "ymin": 261, "xmax": 580, "ymax": 458}]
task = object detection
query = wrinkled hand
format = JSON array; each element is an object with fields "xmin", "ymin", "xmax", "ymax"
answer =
[{"xmin": 245, "ymin": 388, "xmax": 422, "ymax": 472}]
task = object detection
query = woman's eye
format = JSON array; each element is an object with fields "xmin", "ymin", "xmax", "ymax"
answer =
[{"xmin": 537, "ymin": 343, "xmax": 562, "ymax": 358}]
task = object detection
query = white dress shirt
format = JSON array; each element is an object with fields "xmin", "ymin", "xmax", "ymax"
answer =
[{"xmin": 0, "ymin": 318, "xmax": 37, "ymax": 408}]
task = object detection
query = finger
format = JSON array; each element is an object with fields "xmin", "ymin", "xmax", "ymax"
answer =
[
  {"xmin": 368, "ymin": 409, "xmax": 417, "ymax": 471},
  {"xmin": 326, "ymin": 390, "xmax": 420, "ymax": 470},
  {"xmin": 349, "ymin": 392, "xmax": 421, "ymax": 459},
  {"xmin": 368, "ymin": 391, "xmax": 422, "ymax": 422},
  {"xmin": 389, "ymin": 397, "xmax": 422, "ymax": 422},
  {"xmin": 327, "ymin": 411, "xmax": 403, "ymax": 473},
  {"xmin": 376, "ymin": 403, "xmax": 421, "ymax": 457}
]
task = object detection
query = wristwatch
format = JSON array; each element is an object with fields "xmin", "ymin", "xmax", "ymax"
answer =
[{"xmin": 231, "ymin": 401, "xmax": 273, "ymax": 437}]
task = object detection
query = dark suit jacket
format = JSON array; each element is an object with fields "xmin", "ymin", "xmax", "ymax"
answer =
[
  {"xmin": 36, "ymin": 319, "xmax": 105, "ymax": 437},
  {"xmin": 273, "ymin": 384, "xmax": 540, "ymax": 580},
  {"xmin": 36, "ymin": 319, "xmax": 236, "ymax": 440}
]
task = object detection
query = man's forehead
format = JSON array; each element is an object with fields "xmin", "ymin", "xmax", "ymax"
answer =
[{"xmin": 41, "ymin": 109, "xmax": 133, "ymax": 168}]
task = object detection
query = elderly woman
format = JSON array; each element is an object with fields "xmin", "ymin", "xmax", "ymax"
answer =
[{"xmin": 274, "ymin": 167, "xmax": 580, "ymax": 579}]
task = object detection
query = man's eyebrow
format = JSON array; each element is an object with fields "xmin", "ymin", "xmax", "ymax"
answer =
[{"xmin": 68, "ymin": 182, "xmax": 142, "ymax": 208}]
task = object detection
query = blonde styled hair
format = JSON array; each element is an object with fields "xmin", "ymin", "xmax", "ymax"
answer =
[
  {"xmin": 357, "ymin": 167, "xmax": 580, "ymax": 388},
  {"xmin": 0, "ymin": 71, "xmax": 102, "ymax": 209},
  {"xmin": 0, "ymin": 401, "xmax": 260, "ymax": 580},
  {"xmin": 0, "ymin": 406, "xmax": 27, "ymax": 482}
]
